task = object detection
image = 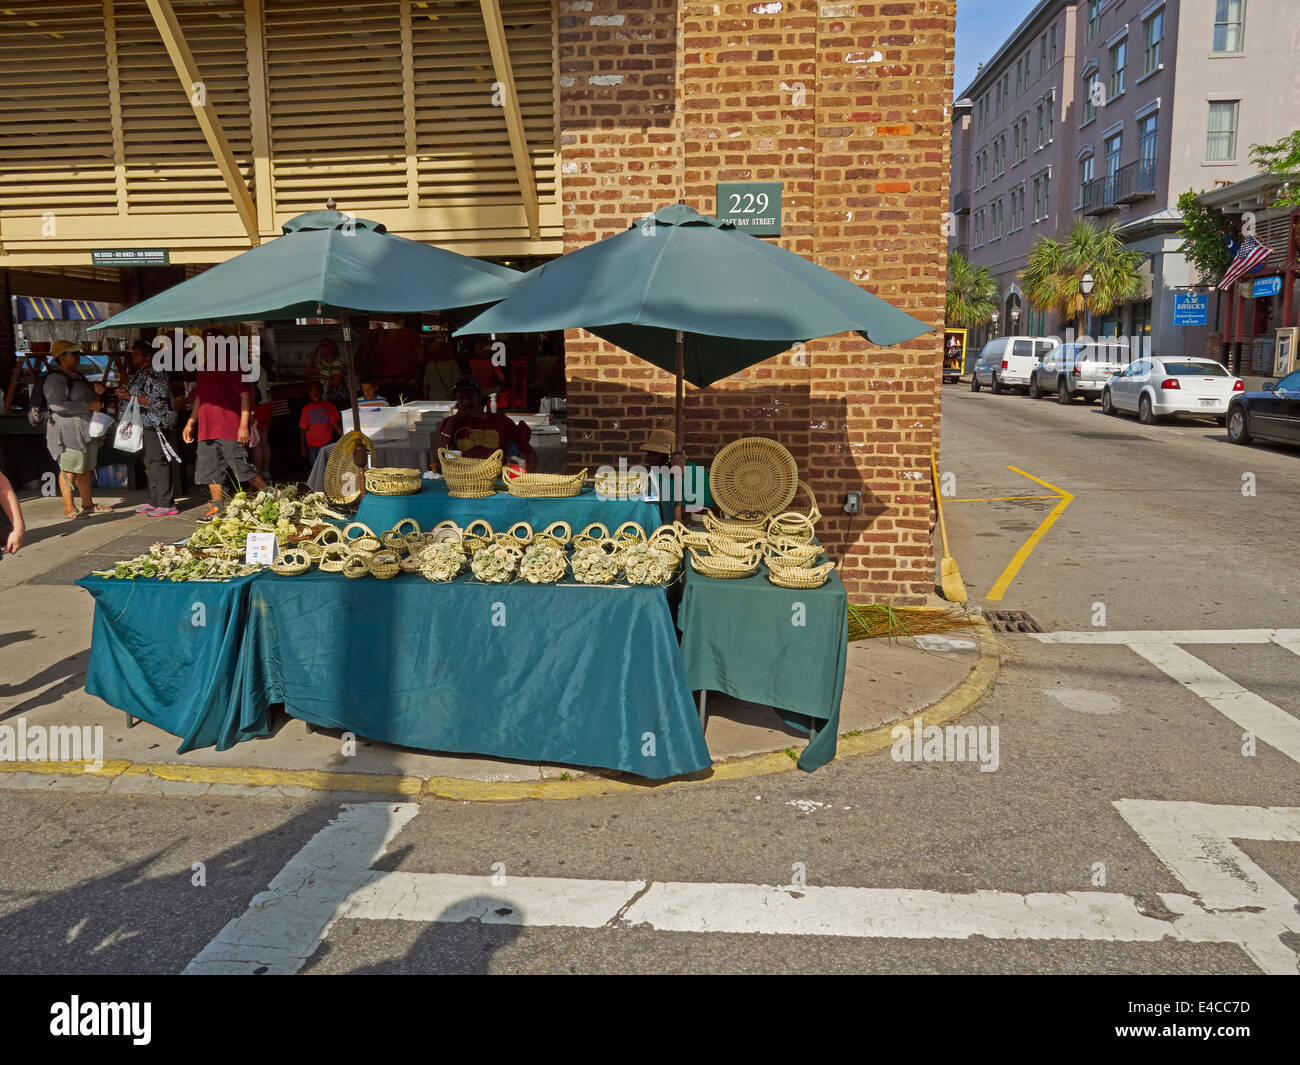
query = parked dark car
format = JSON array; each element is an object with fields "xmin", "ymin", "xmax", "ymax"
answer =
[{"xmin": 1226, "ymin": 369, "xmax": 1300, "ymax": 447}]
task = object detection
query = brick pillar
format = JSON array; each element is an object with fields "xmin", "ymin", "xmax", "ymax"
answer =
[
  {"xmin": 0, "ymin": 268, "xmax": 14, "ymax": 386},
  {"xmin": 810, "ymin": 0, "xmax": 953, "ymax": 603},
  {"xmin": 558, "ymin": 0, "xmax": 685, "ymax": 471}
]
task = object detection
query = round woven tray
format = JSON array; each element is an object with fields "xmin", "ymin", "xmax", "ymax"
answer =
[
  {"xmin": 766, "ymin": 559, "xmax": 835, "ymax": 589},
  {"xmin": 324, "ymin": 430, "xmax": 374, "ymax": 504},
  {"xmin": 365, "ymin": 467, "xmax": 422, "ymax": 496},
  {"xmin": 503, "ymin": 466, "xmax": 587, "ymax": 498},
  {"xmin": 709, "ymin": 437, "xmax": 798, "ymax": 517},
  {"xmin": 438, "ymin": 448, "xmax": 502, "ymax": 498}
]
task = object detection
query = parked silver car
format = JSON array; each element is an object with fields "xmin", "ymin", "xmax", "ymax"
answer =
[{"xmin": 1029, "ymin": 339, "xmax": 1128, "ymax": 403}]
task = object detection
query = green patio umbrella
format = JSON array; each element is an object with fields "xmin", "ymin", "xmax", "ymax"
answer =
[
  {"xmin": 91, "ymin": 208, "xmax": 523, "ymax": 432},
  {"xmin": 455, "ymin": 203, "xmax": 932, "ymax": 453}
]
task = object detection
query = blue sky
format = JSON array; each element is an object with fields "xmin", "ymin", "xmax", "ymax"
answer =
[{"xmin": 955, "ymin": 0, "xmax": 1042, "ymax": 96}]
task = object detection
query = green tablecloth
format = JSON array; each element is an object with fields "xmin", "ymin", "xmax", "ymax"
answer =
[
  {"xmin": 678, "ymin": 563, "xmax": 848, "ymax": 771},
  {"xmin": 354, "ymin": 480, "xmax": 664, "ymax": 537},
  {"xmin": 77, "ymin": 573, "xmax": 271, "ymax": 752},
  {"xmin": 77, "ymin": 568, "xmax": 710, "ymax": 779}
]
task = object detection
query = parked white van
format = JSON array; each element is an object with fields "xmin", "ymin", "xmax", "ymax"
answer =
[{"xmin": 970, "ymin": 336, "xmax": 1059, "ymax": 394}]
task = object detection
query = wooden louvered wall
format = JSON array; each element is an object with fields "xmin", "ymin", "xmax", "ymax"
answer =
[{"xmin": 0, "ymin": 0, "xmax": 561, "ymax": 265}]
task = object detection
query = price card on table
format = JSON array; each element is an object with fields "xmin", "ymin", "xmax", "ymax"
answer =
[{"xmin": 245, "ymin": 532, "xmax": 278, "ymax": 566}]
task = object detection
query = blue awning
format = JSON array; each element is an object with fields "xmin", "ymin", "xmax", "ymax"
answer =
[
  {"xmin": 63, "ymin": 299, "xmax": 104, "ymax": 320},
  {"xmin": 15, "ymin": 296, "xmax": 64, "ymax": 321}
]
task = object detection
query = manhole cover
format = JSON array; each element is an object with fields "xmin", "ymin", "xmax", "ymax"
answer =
[{"xmin": 986, "ymin": 610, "xmax": 1045, "ymax": 633}]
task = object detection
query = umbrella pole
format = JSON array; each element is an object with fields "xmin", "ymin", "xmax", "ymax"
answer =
[
  {"xmin": 342, "ymin": 320, "xmax": 361, "ymax": 435},
  {"xmin": 675, "ymin": 329, "xmax": 685, "ymax": 523}
]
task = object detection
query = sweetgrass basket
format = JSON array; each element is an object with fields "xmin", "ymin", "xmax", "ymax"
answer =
[
  {"xmin": 368, "ymin": 550, "xmax": 403, "ymax": 580},
  {"xmin": 496, "ymin": 521, "xmax": 535, "ymax": 549},
  {"xmin": 708, "ymin": 533, "xmax": 762, "ymax": 558},
  {"xmin": 318, "ymin": 543, "xmax": 350, "ymax": 573},
  {"xmin": 461, "ymin": 518, "xmax": 494, "ymax": 554},
  {"xmin": 766, "ymin": 480, "xmax": 821, "ymax": 542},
  {"xmin": 612, "ymin": 521, "xmax": 647, "ymax": 543},
  {"xmin": 342, "ymin": 554, "xmax": 371, "ymax": 579},
  {"xmin": 572, "ymin": 521, "xmax": 611, "ymax": 549},
  {"xmin": 342, "ymin": 522, "xmax": 381, "ymax": 553},
  {"xmin": 324, "ymin": 430, "xmax": 374, "ymax": 504},
  {"xmin": 766, "ymin": 559, "xmax": 835, "ymax": 589},
  {"xmin": 271, "ymin": 548, "xmax": 313, "ymax": 576},
  {"xmin": 763, "ymin": 535, "xmax": 823, "ymax": 566},
  {"xmin": 438, "ymin": 448, "xmax": 502, "ymax": 498},
  {"xmin": 536, "ymin": 520, "xmax": 572, "ymax": 547},
  {"xmin": 709, "ymin": 436, "xmax": 798, "ymax": 516},
  {"xmin": 380, "ymin": 517, "xmax": 422, "ymax": 552},
  {"xmin": 365, "ymin": 467, "xmax": 422, "ymax": 496},
  {"xmin": 688, "ymin": 546, "xmax": 762, "ymax": 579},
  {"xmin": 703, "ymin": 511, "xmax": 769, "ymax": 542},
  {"xmin": 429, "ymin": 520, "xmax": 463, "ymax": 546},
  {"xmin": 502, "ymin": 466, "xmax": 587, "ymax": 498},
  {"xmin": 570, "ymin": 539, "xmax": 621, "ymax": 584}
]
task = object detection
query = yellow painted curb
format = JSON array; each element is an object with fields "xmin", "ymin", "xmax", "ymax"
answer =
[{"xmin": 0, "ymin": 621, "xmax": 1000, "ymax": 803}]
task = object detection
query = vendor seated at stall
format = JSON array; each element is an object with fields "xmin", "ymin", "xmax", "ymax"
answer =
[
  {"xmin": 639, "ymin": 428, "xmax": 711, "ymax": 513},
  {"xmin": 357, "ymin": 378, "xmax": 389, "ymax": 410},
  {"xmin": 439, "ymin": 375, "xmax": 533, "ymax": 468}
]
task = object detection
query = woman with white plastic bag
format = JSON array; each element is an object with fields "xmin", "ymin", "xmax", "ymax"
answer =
[
  {"xmin": 117, "ymin": 339, "xmax": 180, "ymax": 516},
  {"xmin": 43, "ymin": 341, "xmax": 112, "ymax": 519}
]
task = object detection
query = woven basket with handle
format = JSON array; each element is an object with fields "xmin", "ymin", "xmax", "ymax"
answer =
[
  {"xmin": 502, "ymin": 466, "xmax": 587, "ymax": 498},
  {"xmin": 271, "ymin": 548, "xmax": 313, "ymax": 576},
  {"xmin": 438, "ymin": 448, "xmax": 502, "ymax": 498},
  {"xmin": 766, "ymin": 480, "xmax": 821, "ymax": 542},
  {"xmin": 368, "ymin": 550, "xmax": 403, "ymax": 580},
  {"xmin": 763, "ymin": 535, "xmax": 823, "ymax": 566},
  {"xmin": 324, "ymin": 430, "xmax": 374, "ymax": 504}
]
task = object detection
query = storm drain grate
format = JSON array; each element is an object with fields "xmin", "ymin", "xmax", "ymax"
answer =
[{"xmin": 985, "ymin": 610, "xmax": 1045, "ymax": 634}]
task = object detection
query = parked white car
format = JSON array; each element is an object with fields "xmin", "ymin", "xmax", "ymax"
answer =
[
  {"xmin": 969, "ymin": 336, "xmax": 1059, "ymax": 394},
  {"xmin": 1101, "ymin": 356, "xmax": 1243, "ymax": 424},
  {"xmin": 1030, "ymin": 339, "xmax": 1128, "ymax": 403}
]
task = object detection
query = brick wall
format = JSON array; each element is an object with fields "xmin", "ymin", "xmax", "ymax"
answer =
[{"xmin": 558, "ymin": 0, "xmax": 953, "ymax": 603}]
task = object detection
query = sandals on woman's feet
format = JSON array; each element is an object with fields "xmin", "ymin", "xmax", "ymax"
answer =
[{"xmin": 79, "ymin": 504, "xmax": 113, "ymax": 516}]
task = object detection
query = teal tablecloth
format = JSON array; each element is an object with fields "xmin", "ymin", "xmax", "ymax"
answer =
[
  {"xmin": 354, "ymin": 480, "xmax": 663, "ymax": 536},
  {"xmin": 76, "ymin": 568, "xmax": 710, "ymax": 779},
  {"xmin": 245, "ymin": 570, "xmax": 708, "ymax": 777},
  {"xmin": 678, "ymin": 563, "xmax": 848, "ymax": 771},
  {"xmin": 77, "ymin": 573, "xmax": 272, "ymax": 752}
]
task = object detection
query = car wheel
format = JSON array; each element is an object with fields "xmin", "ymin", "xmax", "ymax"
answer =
[
  {"xmin": 991, "ymin": 375, "xmax": 1003, "ymax": 394},
  {"xmin": 970, "ymin": 373, "xmax": 981, "ymax": 393},
  {"xmin": 1028, "ymin": 375, "xmax": 1041, "ymax": 399},
  {"xmin": 1227, "ymin": 406, "xmax": 1251, "ymax": 445},
  {"xmin": 1138, "ymin": 393, "xmax": 1158, "ymax": 425},
  {"xmin": 1056, "ymin": 377, "xmax": 1072, "ymax": 404},
  {"xmin": 1101, "ymin": 389, "xmax": 1116, "ymax": 416}
]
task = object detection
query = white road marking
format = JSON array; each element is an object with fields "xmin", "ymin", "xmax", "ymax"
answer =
[
  {"xmin": 187, "ymin": 801, "xmax": 1300, "ymax": 974},
  {"xmin": 1028, "ymin": 629, "xmax": 1300, "ymax": 766},
  {"xmin": 184, "ymin": 802, "xmax": 419, "ymax": 975}
]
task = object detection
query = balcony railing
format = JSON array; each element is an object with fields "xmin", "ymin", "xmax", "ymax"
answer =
[
  {"xmin": 1113, "ymin": 159, "xmax": 1157, "ymax": 203},
  {"xmin": 952, "ymin": 189, "xmax": 970, "ymax": 215},
  {"xmin": 1081, "ymin": 174, "xmax": 1118, "ymax": 214}
]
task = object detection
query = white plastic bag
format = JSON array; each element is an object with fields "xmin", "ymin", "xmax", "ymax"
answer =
[
  {"xmin": 112, "ymin": 398, "xmax": 143, "ymax": 452},
  {"xmin": 88, "ymin": 411, "xmax": 114, "ymax": 440}
]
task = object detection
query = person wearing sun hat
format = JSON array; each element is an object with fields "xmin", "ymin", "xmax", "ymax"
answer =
[
  {"xmin": 43, "ymin": 340, "xmax": 112, "ymax": 519},
  {"xmin": 638, "ymin": 426, "xmax": 711, "ymax": 521}
]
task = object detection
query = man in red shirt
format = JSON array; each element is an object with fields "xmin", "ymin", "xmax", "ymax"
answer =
[{"xmin": 182, "ymin": 343, "xmax": 266, "ymax": 520}]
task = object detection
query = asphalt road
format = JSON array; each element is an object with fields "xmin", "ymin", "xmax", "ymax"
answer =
[{"xmin": 2, "ymin": 382, "xmax": 1298, "ymax": 979}]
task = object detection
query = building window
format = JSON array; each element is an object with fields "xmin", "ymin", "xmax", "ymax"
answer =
[
  {"xmin": 1020, "ymin": 116, "xmax": 1029, "ymax": 162},
  {"xmin": 1044, "ymin": 172, "xmax": 1050, "ymax": 217},
  {"xmin": 991, "ymin": 199, "xmax": 1003, "ymax": 240},
  {"xmin": 1036, "ymin": 101, "xmax": 1044, "ymax": 148},
  {"xmin": 1046, "ymin": 91, "xmax": 1055, "ymax": 142},
  {"xmin": 1105, "ymin": 131, "xmax": 1123, "ymax": 179},
  {"xmin": 1138, "ymin": 112, "xmax": 1158, "ymax": 163},
  {"xmin": 1033, "ymin": 175, "xmax": 1042, "ymax": 219},
  {"xmin": 1015, "ymin": 57, "xmax": 1022, "ymax": 95},
  {"xmin": 1109, "ymin": 38, "xmax": 1127, "ymax": 99},
  {"xmin": 1131, "ymin": 300, "xmax": 1152, "ymax": 337},
  {"xmin": 1213, "ymin": 0, "xmax": 1245, "ymax": 53},
  {"xmin": 1013, "ymin": 122, "xmax": 1021, "ymax": 164},
  {"xmin": 1040, "ymin": 33, "xmax": 1047, "ymax": 74},
  {"xmin": 1083, "ymin": 71, "xmax": 1100, "ymax": 124},
  {"xmin": 1206, "ymin": 100, "xmax": 1239, "ymax": 160},
  {"xmin": 1087, "ymin": 0, "xmax": 1101, "ymax": 41},
  {"xmin": 1050, "ymin": 24, "xmax": 1058, "ymax": 65},
  {"xmin": 1079, "ymin": 155, "xmax": 1094, "ymax": 205},
  {"xmin": 1143, "ymin": 9, "xmax": 1164, "ymax": 74}
]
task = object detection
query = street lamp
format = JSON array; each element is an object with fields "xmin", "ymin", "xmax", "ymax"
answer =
[
  {"xmin": 990, "ymin": 308, "xmax": 999, "ymax": 339},
  {"xmin": 1010, "ymin": 305, "xmax": 1021, "ymax": 334},
  {"xmin": 1080, "ymin": 271, "xmax": 1095, "ymax": 338}
]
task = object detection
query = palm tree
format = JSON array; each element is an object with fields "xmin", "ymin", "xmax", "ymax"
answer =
[
  {"xmin": 945, "ymin": 251, "xmax": 999, "ymax": 327},
  {"xmin": 1019, "ymin": 219, "xmax": 1144, "ymax": 330}
]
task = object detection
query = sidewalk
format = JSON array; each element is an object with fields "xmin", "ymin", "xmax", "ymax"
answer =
[{"xmin": 0, "ymin": 487, "xmax": 998, "ymax": 799}]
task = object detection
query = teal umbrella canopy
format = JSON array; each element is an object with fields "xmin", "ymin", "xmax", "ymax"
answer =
[
  {"xmin": 90, "ymin": 210, "xmax": 522, "ymax": 331},
  {"xmin": 455, "ymin": 203, "xmax": 932, "ymax": 387}
]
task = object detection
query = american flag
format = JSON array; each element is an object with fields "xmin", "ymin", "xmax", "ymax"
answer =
[{"xmin": 1218, "ymin": 232, "xmax": 1271, "ymax": 291}]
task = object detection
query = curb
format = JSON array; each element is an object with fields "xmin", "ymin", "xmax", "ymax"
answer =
[{"xmin": 0, "ymin": 620, "xmax": 1001, "ymax": 803}]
